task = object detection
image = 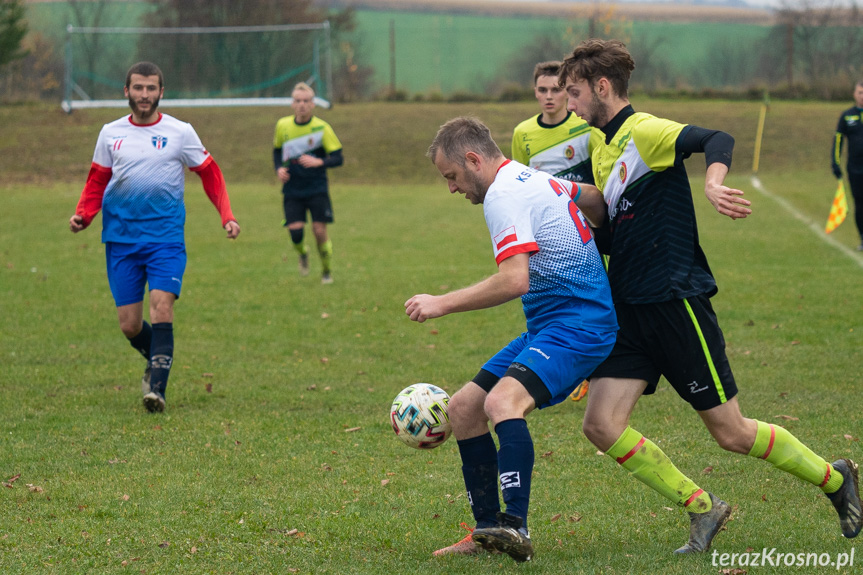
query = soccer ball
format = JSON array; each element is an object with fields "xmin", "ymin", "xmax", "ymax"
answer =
[{"xmin": 390, "ymin": 383, "xmax": 452, "ymax": 449}]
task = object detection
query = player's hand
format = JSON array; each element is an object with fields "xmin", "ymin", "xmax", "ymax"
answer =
[
  {"xmin": 224, "ymin": 221, "xmax": 240, "ymax": 239},
  {"xmin": 277, "ymin": 167, "xmax": 290, "ymax": 183},
  {"xmin": 405, "ymin": 294, "xmax": 446, "ymax": 323},
  {"xmin": 69, "ymin": 214, "xmax": 86, "ymax": 233},
  {"xmin": 833, "ymin": 165, "xmax": 843, "ymax": 180},
  {"xmin": 705, "ymin": 183, "xmax": 752, "ymax": 220},
  {"xmin": 297, "ymin": 154, "xmax": 324, "ymax": 169}
]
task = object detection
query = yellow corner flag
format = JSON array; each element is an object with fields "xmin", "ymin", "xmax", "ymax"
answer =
[{"xmin": 825, "ymin": 179, "xmax": 848, "ymax": 234}]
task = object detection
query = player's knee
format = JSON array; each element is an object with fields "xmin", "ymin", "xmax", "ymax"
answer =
[
  {"xmin": 289, "ymin": 227, "xmax": 304, "ymax": 245},
  {"xmin": 119, "ymin": 320, "xmax": 141, "ymax": 339}
]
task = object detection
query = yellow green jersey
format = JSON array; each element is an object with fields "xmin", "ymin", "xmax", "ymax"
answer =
[
  {"xmin": 273, "ymin": 115, "xmax": 343, "ymax": 198},
  {"xmin": 511, "ymin": 112, "xmax": 600, "ymax": 184}
]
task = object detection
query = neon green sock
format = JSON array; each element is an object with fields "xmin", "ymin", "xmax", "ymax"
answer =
[
  {"xmin": 747, "ymin": 420, "xmax": 842, "ymax": 493},
  {"xmin": 318, "ymin": 240, "xmax": 333, "ymax": 273},
  {"xmin": 293, "ymin": 242, "xmax": 308, "ymax": 256},
  {"xmin": 607, "ymin": 426, "xmax": 712, "ymax": 512}
]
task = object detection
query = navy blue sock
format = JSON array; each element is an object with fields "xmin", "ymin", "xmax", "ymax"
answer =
[
  {"xmin": 127, "ymin": 320, "xmax": 152, "ymax": 360},
  {"xmin": 457, "ymin": 432, "xmax": 500, "ymax": 528},
  {"xmin": 149, "ymin": 322, "xmax": 174, "ymax": 397},
  {"xmin": 495, "ymin": 418, "xmax": 534, "ymax": 529}
]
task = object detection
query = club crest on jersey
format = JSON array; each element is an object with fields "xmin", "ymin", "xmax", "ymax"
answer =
[
  {"xmin": 564, "ymin": 145, "xmax": 575, "ymax": 160},
  {"xmin": 152, "ymin": 135, "xmax": 168, "ymax": 150},
  {"xmin": 618, "ymin": 161, "xmax": 628, "ymax": 184}
]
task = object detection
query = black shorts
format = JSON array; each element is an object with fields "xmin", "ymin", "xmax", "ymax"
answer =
[
  {"xmin": 283, "ymin": 193, "xmax": 334, "ymax": 225},
  {"xmin": 590, "ymin": 294, "xmax": 738, "ymax": 411}
]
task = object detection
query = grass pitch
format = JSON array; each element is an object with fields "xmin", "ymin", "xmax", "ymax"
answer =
[{"xmin": 1, "ymin": 100, "xmax": 861, "ymax": 574}]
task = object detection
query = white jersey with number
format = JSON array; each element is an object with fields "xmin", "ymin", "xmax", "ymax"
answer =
[
  {"xmin": 92, "ymin": 113, "xmax": 211, "ymax": 243},
  {"xmin": 483, "ymin": 160, "xmax": 616, "ymax": 333}
]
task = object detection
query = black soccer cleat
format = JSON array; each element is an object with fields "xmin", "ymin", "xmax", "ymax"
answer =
[
  {"xmin": 143, "ymin": 390, "xmax": 166, "ymax": 413},
  {"xmin": 827, "ymin": 459, "xmax": 862, "ymax": 538},
  {"xmin": 472, "ymin": 511, "xmax": 533, "ymax": 563},
  {"xmin": 674, "ymin": 493, "xmax": 731, "ymax": 553}
]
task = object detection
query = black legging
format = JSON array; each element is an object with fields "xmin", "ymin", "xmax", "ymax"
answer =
[{"xmin": 848, "ymin": 171, "xmax": 863, "ymax": 242}]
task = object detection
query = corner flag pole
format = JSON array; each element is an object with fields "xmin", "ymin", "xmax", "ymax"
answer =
[{"xmin": 752, "ymin": 92, "xmax": 769, "ymax": 173}]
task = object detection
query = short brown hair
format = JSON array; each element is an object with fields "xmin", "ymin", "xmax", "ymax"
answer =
[
  {"xmin": 427, "ymin": 116, "xmax": 502, "ymax": 166},
  {"xmin": 559, "ymin": 39, "xmax": 634, "ymax": 98},
  {"xmin": 125, "ymin": 62, "xmax": 163, "ymax": 89},
  {"xmin": 533, "ymin": 61, "xmax": 562, "ymax": 85}
]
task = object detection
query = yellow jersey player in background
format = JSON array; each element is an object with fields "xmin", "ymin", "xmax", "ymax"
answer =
[{"xmin": 274, "ymin": 82, "xmax": 344, "ymax": 284}]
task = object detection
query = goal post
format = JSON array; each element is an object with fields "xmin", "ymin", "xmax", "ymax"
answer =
[{"xmin": 63, "ymin": 22, "xmax": 333, "ymax": 113}]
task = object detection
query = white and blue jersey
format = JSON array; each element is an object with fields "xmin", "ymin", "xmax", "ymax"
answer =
[
  {"xmin": 484, "ymin": 160, "xmax": 616, "ymax": 334},
  {"xmin": 91, "ymin": 114, "xmax": 212, "ymax": 244}
]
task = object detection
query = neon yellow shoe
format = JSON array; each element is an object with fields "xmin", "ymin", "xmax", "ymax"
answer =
[{"xmin": 569, "ymin": 380, "xmax": 589, "ymax": 402}]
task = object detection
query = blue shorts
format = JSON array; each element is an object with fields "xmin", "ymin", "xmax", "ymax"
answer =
[
  {"xmin": 474, "ymin": 323, "xmax": 616, "ymax": 409},
  {"xmin": 105, "ymin": 242, "xmax": 187, "ymax": 307}
]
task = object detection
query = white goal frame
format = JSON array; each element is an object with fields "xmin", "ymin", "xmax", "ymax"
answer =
[{"xmin": 63, "ymin": 23, "xmax": 332, "ymax": 113}]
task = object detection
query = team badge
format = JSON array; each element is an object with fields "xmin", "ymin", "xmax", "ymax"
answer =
[
  {"xmin": 564, "ymin": 145, "xmax": 575, "ymax": 160},
  {"xmin": 152, "ymin": 135, "xmax": 168, "ymax": 149},
  {"xmin": 619, "ymin": 161, "xmax": 628, "ymax": 184}
]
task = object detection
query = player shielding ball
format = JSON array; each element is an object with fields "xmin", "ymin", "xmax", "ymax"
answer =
[
  {"xmin": 406, "ymin": 117, "xmax": 617, "ymax": 562},
  {"xmin": 69, "ymin": 61, "xmax": 240, "ymax": 413},
  {"xmin": 561, "ymin": 38, "xmax": 861, "ymax": 550}
]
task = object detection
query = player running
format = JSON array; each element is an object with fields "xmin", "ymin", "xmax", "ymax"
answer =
[
  {"xmin": 69, "ymin": 61, "xmax": 240, "ymax": 413},
  {"xmin": 561, "ymin": 38, "xmax": 861, "ymax": 551},
  {"xmin": 406, "ymin": 116, "xmax": 617, "ymax": 562}
]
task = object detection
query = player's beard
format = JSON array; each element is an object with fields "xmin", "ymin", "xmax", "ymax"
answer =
[
  {"xmin": 587, "ymin": 90, "xmax": 610, "ymax": 129},
  {"xmin": 129, "ymin": 95, "xmax": 160, "ymax": 120},
  {"xmin": 462, "ymin": 169, "xmax": 488, "ymax": 205}
]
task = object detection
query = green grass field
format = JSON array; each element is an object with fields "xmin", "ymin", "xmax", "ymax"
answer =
[{"xmin": 1, "ymin": 99, "xmax": 861, "ymax": 574}]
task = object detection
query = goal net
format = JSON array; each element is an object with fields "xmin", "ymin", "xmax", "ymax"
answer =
[{"xmin": 62, "ymin": 22, "xmax": 332, "ymax": 112}]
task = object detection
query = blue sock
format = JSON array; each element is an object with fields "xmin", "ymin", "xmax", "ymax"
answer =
[
  {"xmin": 457, "ymin": 432, "xmax": 499, "ymax": 528},
  {"xmin": 149, "ymin": 322, "xmax": 174, "ymax": 397},
  {"xmin": 127, "ymin": 320, "xmax": 152, "ymax": 360},
  {"xmin": 495, "ymin": 418, "xmax": 533, "ymax": 529}
]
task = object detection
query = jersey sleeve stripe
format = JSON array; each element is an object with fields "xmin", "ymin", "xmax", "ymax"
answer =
[{"xmin": 495, "ymin": 242, "xmax": 537, "ymax": 265}]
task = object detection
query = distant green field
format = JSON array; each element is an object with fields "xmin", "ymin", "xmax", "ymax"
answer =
[
  {"xmin": 23, "ymin": 2, "xmax": 774, "ymax": 98},
  {"xmin": 2, "ymin": 100, "xmax": 861, "ymax": 574}
]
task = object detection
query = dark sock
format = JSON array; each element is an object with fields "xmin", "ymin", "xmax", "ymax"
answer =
[
  {"xmin": 457, "ymin": 432, "xmax": 500, "ymax": 528},
  {"xmin": 495, "ymin": 418, "xmax": 533, "ymax": 529},
  {"xmin": 290, "ymin": 227, "xmax": 304, "ymax": 247},
  {"xmin": 149, "ymin": 322, "xmax": 174, "ymax": 397},
  {"xmin": 127, "ymin": 320, "xmax": 152, "ymax": 360}
]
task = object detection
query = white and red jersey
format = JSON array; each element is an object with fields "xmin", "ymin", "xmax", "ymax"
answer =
[
  {"xmin": 76, "ymin": 113, "xmax": 235, "ymax": 244},
  {"xmin": 484, "ymin": 160, "xmax": 616, "ymax": 333}
]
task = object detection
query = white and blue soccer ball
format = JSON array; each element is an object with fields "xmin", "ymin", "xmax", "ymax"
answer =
[{"xmin": 390, "ymin": 383, "xmax": 452, "ymax": 449}]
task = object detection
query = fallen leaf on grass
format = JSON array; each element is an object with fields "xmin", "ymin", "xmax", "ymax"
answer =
[
  {"xmin": 26, "ymin": 484, "xmax": 44, "ymax": 493},
  {"xmin": 774, "ymin": 415, "xmax": 798, "ymax": 421},
  {"xmin": 321, "ymin": 464, "xmax": 332, "ymax": 471},
  {"xmin": 205, "ymin": 383, "xmax": 213, "ymax": 393},
  {"xmin": 190, "ymin": 546, "xmax": 197, "ymax": 554},
  {"xmin": 381, "ymin": 479, "xmax": 390, "ymax": 486},
  {"xmin": 158, "ymin": 541, "xmax": 170, "ymax": 548},
  {"xmin": 703, "ymin": 466, "xmax": 714, "ymax": 474},
  {"xmin": 4, "ymin": 473, "xmax": 21, "ymax": 488},
  {"xmin": 541, "ymin": 451, "xmax": 554, "ymax": 458},
  {"xmin": 121, "ymin": 494, "xmax": 130, "ymax": 501},
  {"xmin": 845, "ymin": 434, "xmax": 858, "ymax": 441},
  {"xmin": 202, "ymin": 373, "xmax": 214, "ymax": 378},
  {"xmin": 550, "ymin": 513, "xmax": 561, "ymax": 522},
  {"xmin": 569, "ymin": 514, "xmax": 582, "ymax": 522},
  {"xmin": 320, "ymin": 357, "xmax": 329, "ymax": 364},
  {"xmin": 344, "ymin": 427, "xmax": 361, "ymax": 433},
  {"xmin": 761, "ymin": 494, "xmax": 767, "ymax": 501},
  {"xmin": 321, "ymin": 313, "xmax": 330, "ymax": 319},
  {"xmin": 719, "ymin": 569, "xmax": 747, "ymax": 575}
]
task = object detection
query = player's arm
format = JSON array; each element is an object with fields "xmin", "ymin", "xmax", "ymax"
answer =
[
  {"xmin": 190, "ymin": 156, "xmax": 240, "ymax": 239},
  {"xmin": 832, "ymin": 117, "xmax": 845, "ymax": 179},
  {"xmin": 405, "ymin": 253, "xmax": 529, "ymax": 323},
  {"xmin": 678, "ymin": 126, "xmax": 751, "ymax": 220},
  {"xmin": 273, "ymin": 147, "xmax": 290, "ymax": 183},
  {"xmin": 569, "ymin": 182, "xmax": 607, "ymax": 228},
  {"xmin": 70, "ymin": 162, "xmax": 112, "ymax": 233}
]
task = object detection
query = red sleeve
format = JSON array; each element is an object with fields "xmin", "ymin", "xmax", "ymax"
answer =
[
  {"xmin": 191, "ymin": 156, "xmax": 236, "ymax": 227},
  {"xmin": 75, "ymin": 163, "xmax": 112, "ymax": 228}
]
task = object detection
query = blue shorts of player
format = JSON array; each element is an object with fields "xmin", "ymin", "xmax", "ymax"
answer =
[
  {"xmin": 473, "ymin": 323, "xmax": 617, "ymax": 409},
  {"xmin": 590, "ymin": 293, "xmax": 739, "ymax": 411},
  {"xmin": 283, "ymin": 193, "xmax": 333, "ymax": 224},
  {"xmin": 106, "ymin": 242, "xmax": 187, "ymax": 307}
]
